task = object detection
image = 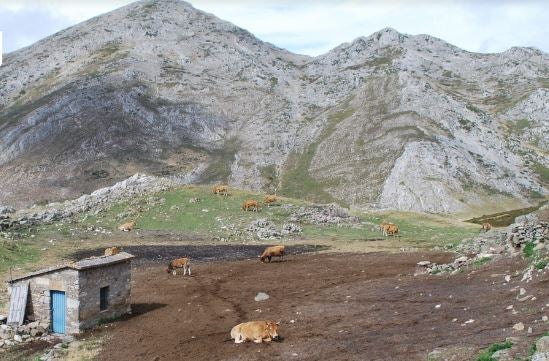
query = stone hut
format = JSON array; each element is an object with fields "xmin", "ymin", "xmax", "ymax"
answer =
[{"xmin": 7, "ymin": 252, "xmax": 134, "ymax": 334}]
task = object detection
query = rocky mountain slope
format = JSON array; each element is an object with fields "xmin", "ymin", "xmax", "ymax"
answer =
[{"xmin": 0, "ymin": 0, "xmax": 547, "ymax": 213}]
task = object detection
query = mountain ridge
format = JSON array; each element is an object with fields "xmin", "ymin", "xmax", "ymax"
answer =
[{"xmin": 0, "ymin": 0, "xmax": 547, "ymax": 213}]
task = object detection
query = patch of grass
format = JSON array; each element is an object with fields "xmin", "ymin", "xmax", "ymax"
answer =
[
  {"xmin": 288, "ymin": 211, "xmax": 479, "ymax": 248},
  {"xmin": 476, "ymin": 340, "xmax": 512, "ymax": 361},
  {"xmin": 269, "ymin": 76, "xmax": 278, "ymax": 91},
  {"xmin": 0, "ymin": 240, "xmax": 39, "ymax": 275},
  {"xmin": 465, "ymin": 201, "xmax": 547, "ymax": 227},
  {"xmin": 523, "ymin": 242, "xmax": 536, "ymax": 258},
  {"xmin": 532, "ymin": 161, "xmax": 549, "ymax": 185},
  {"xmin": 473, "ymin": 257, "xmax": 492, "ymax": 268},
  {"xmin": 508, "ymin": 118, "xmax": 531, "ymax": 135},
  {"xmin": 71, "ymin": 186, "xmax": 302, "ymax": 236},
  {"xmin": 534, "ymin": 259, "xmax": 547, "ymax": 270},
  {"xmin": 458, "ymin": 116, "xmax": 473, "ymax": 131},
  {"xmin": 280, "ymin": 98, "xmax": 355, "ymax": 204},
  {"xmin": 259, "ymin": 164, "xmax": 278, "ymax": 193},
  {"xmin": 200, "ymin": 138, "xmax": 240, "ymax": 183}
]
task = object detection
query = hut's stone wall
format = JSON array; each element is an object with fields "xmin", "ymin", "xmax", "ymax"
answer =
[
  {"xmin": 78, "ymin": 261, "xmax": 132, "ymax": 330},
  {"xmin": 12, "ymin": 269, "xmax": 80, "ymax": 334}
]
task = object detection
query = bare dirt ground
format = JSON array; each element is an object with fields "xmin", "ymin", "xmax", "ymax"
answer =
[{"xmin": 90, "ymin": 250, "xmax": 548, "ymax": 361}]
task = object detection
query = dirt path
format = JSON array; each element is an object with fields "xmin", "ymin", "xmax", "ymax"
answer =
[{"xmin": 96, "ymin": 252, "xmax": 548, "ymax": 361}]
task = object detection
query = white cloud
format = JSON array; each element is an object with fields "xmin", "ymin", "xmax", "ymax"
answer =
[{"xmin": 0, "ymin": 0, "xmax": 547, "ymax": 55}]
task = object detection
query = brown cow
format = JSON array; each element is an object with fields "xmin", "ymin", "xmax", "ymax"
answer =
[
  {"xmin": 166, "ymin": 257, "xmax": 191, "ymax": 276},
  {"xmin": 242, "ymin": 200, "xmax": 260, "ymax": 212},
  {"xmin": 260, "ymin": 245, "xmax": 285, "ymax": 263},
  {"xmin": 230, "ymin": 320, "xmax": 279, "ymax": 343},
  {"xmin": 118, "ymin": 220, "xmax": 136, "ymax": 232},
  {"xmin": 213, "ymin": 185, "xmax": 229, "ymax": 196},
  {"xmin": 481, "ymin": 222, "xmax": 492, "ymax": 232},
  {"xmin": 264, "ymin": 195, "xmax": 278, "ymax": 206},
  {"xmin": 104, "ymin": 247, "xmax": 121, "ymax": 256},
  {"xmin": 381, "ymin": 223, "xmax": 399, "ymax": 236}
]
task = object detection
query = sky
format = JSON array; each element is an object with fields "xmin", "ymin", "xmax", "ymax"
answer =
[{"xmin": 0, "ymin": 0, "xmax": 548, "ymax": 56}]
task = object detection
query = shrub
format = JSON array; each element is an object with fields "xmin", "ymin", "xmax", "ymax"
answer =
[
  {"xmin": 476, "ymin": 340, "xmax": 512, "ymax": 361},
  {"xmin": 523, "ymin": 242, "xmax": 535, "ymax": 258},
  {"xmin": 534, "ymin": 259, "xmax": 547, "ymax": 270}
]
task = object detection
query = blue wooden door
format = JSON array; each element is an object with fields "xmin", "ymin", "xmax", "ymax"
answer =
[{"xmin": 50, "ymin": 291, "xmax": 66, "ymax": 334}]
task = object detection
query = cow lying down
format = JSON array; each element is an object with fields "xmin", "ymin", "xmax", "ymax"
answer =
[{"xmin": 230, "ymin": 320, "xmax": 279, "ymax": 343}]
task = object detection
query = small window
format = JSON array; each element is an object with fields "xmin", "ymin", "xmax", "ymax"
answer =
[{"xmin": 100, "ymin": 286, "xmax": 109, "ymax": 311}]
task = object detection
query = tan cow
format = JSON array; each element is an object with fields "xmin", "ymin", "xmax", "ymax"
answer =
[
  {"xmin": 242, "ymin": 200, "xmax": 260, "ymax": 212},
  {"xmin": 481, "ymin": 222, "xmax": 492, "ymax": 232},
  {"xmin": 166, "ymin": 257, "xmax": 191, "ymax": 276},
  {"xmin": 118, "ymin": 220, "xmax": 136, "ymax": 232},
  {"xmin": 264, "ymin": 195, "xmax": 278, "ymax": 206},
  {"xmin": 381, "ymin": 223, "xmax": 399, "ymax": 236},
  {"xmin": 230, "ymin": 320, "xmax": 279, "ymax": 344},
  {"xmin": 213, "ymin": 185, "xmax": 229, "ymax": 196},
  {"xmin": 104, "ymin": 247, "xmax": 121, "ymax": 256},
  {"xmin": 260, "ymin": 245, "xmax": 285, "ymax": 263}
]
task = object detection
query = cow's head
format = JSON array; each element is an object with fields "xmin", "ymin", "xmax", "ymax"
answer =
[{"xmin": 265, "ymin": 320, "xmax": 279, "ymax": 339}]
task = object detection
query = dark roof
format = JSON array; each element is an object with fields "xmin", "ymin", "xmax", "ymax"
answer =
[{"xmin": 8, "ymin": 252, "xmax": 134, "ymax": 284}]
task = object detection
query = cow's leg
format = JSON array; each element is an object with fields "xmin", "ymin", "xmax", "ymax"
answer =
[
  {"xmin": 172, "ymin": 269, "xmax": 177, "ymax": 276},
  {"xmin": 268, "ymin": 256, "xmax": 272, "ymax": 263},
  {"xmin": 188, "ymin": 265, "xmax": 191, "ymax": 275},
  {"xmin": 254, "ymin": 337, "xmax": 263, "ymax": 343}
]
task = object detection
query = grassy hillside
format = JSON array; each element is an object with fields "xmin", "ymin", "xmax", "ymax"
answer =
[{"xmin": 0, "ymin": 185, "xmax": 480, "ymax": 310}]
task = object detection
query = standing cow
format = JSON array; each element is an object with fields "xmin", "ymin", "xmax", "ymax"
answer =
[
  {"xmin": 167, "ymin": 257, "xmax": 191, "ymax": 276},
  {"xmin": 481, "ymin": 222, "xmax": 492, "ymax": 232},
  {"xmin": 260, "ymin": 245, "xmax": 285, "ymax": 263}
]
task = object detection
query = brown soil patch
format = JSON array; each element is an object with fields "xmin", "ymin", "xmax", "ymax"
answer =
[{"xmin": 96, "ymin": 252, "xmax": 548, "ymax": 361}]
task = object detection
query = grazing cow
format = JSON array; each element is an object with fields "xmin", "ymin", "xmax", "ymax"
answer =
[
  {"xmin": 104, "ymin": 247, "xmax": 121, "ymax": 256},
  {"xmin": 260, "ymin": 245, "xmax": 285, "ymax": 263},
  {"xmin": 118, "ymin": 220, "xmax": 136, "ymax": 232},
  {"xmin": 213, "ymin": 185, "xmax": 229, "ymax": 196},
  {"xmin": 481, "ymin": 222, "xmax": 492, "ymax": 232},
  {"xmin": 381, "ymin": 223, "xmax": 399, "ymax": 236},
  {"xmin": 242, "ymin": 200, "xmax": 260, "ymax": 212},
  {"xmin": 166, "ymin": 257, "xmax": 191, "ymax": 276},
  {"xmin": 230, "ymin": 320, "xmax": 279, "ymax": 344},
  {"xmin": 264, "ymin": 195, "xmax": 278, "ymax": 206},
  {"xmin": 379, "ymin": 222, "xmax": 393, "ymax": 233}
]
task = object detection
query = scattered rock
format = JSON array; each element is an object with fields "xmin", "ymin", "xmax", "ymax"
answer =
[
  {"xmin": 512, "ymin": 322, "xmax": 525, "ymax": 331},
  {"xmin": 254, "ymin": 292, "xmax": 270, "ymax": 302},
  {"xmin": 289, "ymin": 203, "xmax": 359, "ymax": 225},
  {"xmin": 531, "ymin": 352, "xmax": 549, "ymax": 361},
  {"xmin": 492, "ymin": 349, "xmax": 512, "ymax": 361},
  {"xmin": 537, "ymin": 336, "xmax": 549, "ymax": 353}
]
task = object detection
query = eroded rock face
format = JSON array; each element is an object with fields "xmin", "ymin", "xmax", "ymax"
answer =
[{"xmin": 0, "ymin": 0, "xmax": 547, "ymax": 212}]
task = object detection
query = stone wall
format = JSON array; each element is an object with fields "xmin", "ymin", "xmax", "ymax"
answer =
[
  {"xmin": 77, "ymin": 261, "xmax": 132, "ymax": 330},
  {"xmin": 10, "ymin": 269, "xmax": 80, "ymax": 334}
]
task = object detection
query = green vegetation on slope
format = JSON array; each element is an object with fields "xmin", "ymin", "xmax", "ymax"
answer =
[
  {"xmin": 0, "ymin": 240, "xmax": 39, "ymax": 276},
  {"xmin": 475, "ymin": 340, "xmax": 512, "ymax": 361},
  {"xmin": 280, "ymin": 99, "xmax": 355, "ymax": 205},
  {"xmin": 532, "ymin": 161, "xmax": 549, "ymax": 185},
  {"xmin": 465, "ymin": 201, "xmax": 547, "ymax": 227}
]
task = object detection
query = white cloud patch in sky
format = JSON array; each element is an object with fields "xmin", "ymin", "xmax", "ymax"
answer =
[{"xmin": 0, "ymin": 0, "xmax": 547, "ymax": 55}]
